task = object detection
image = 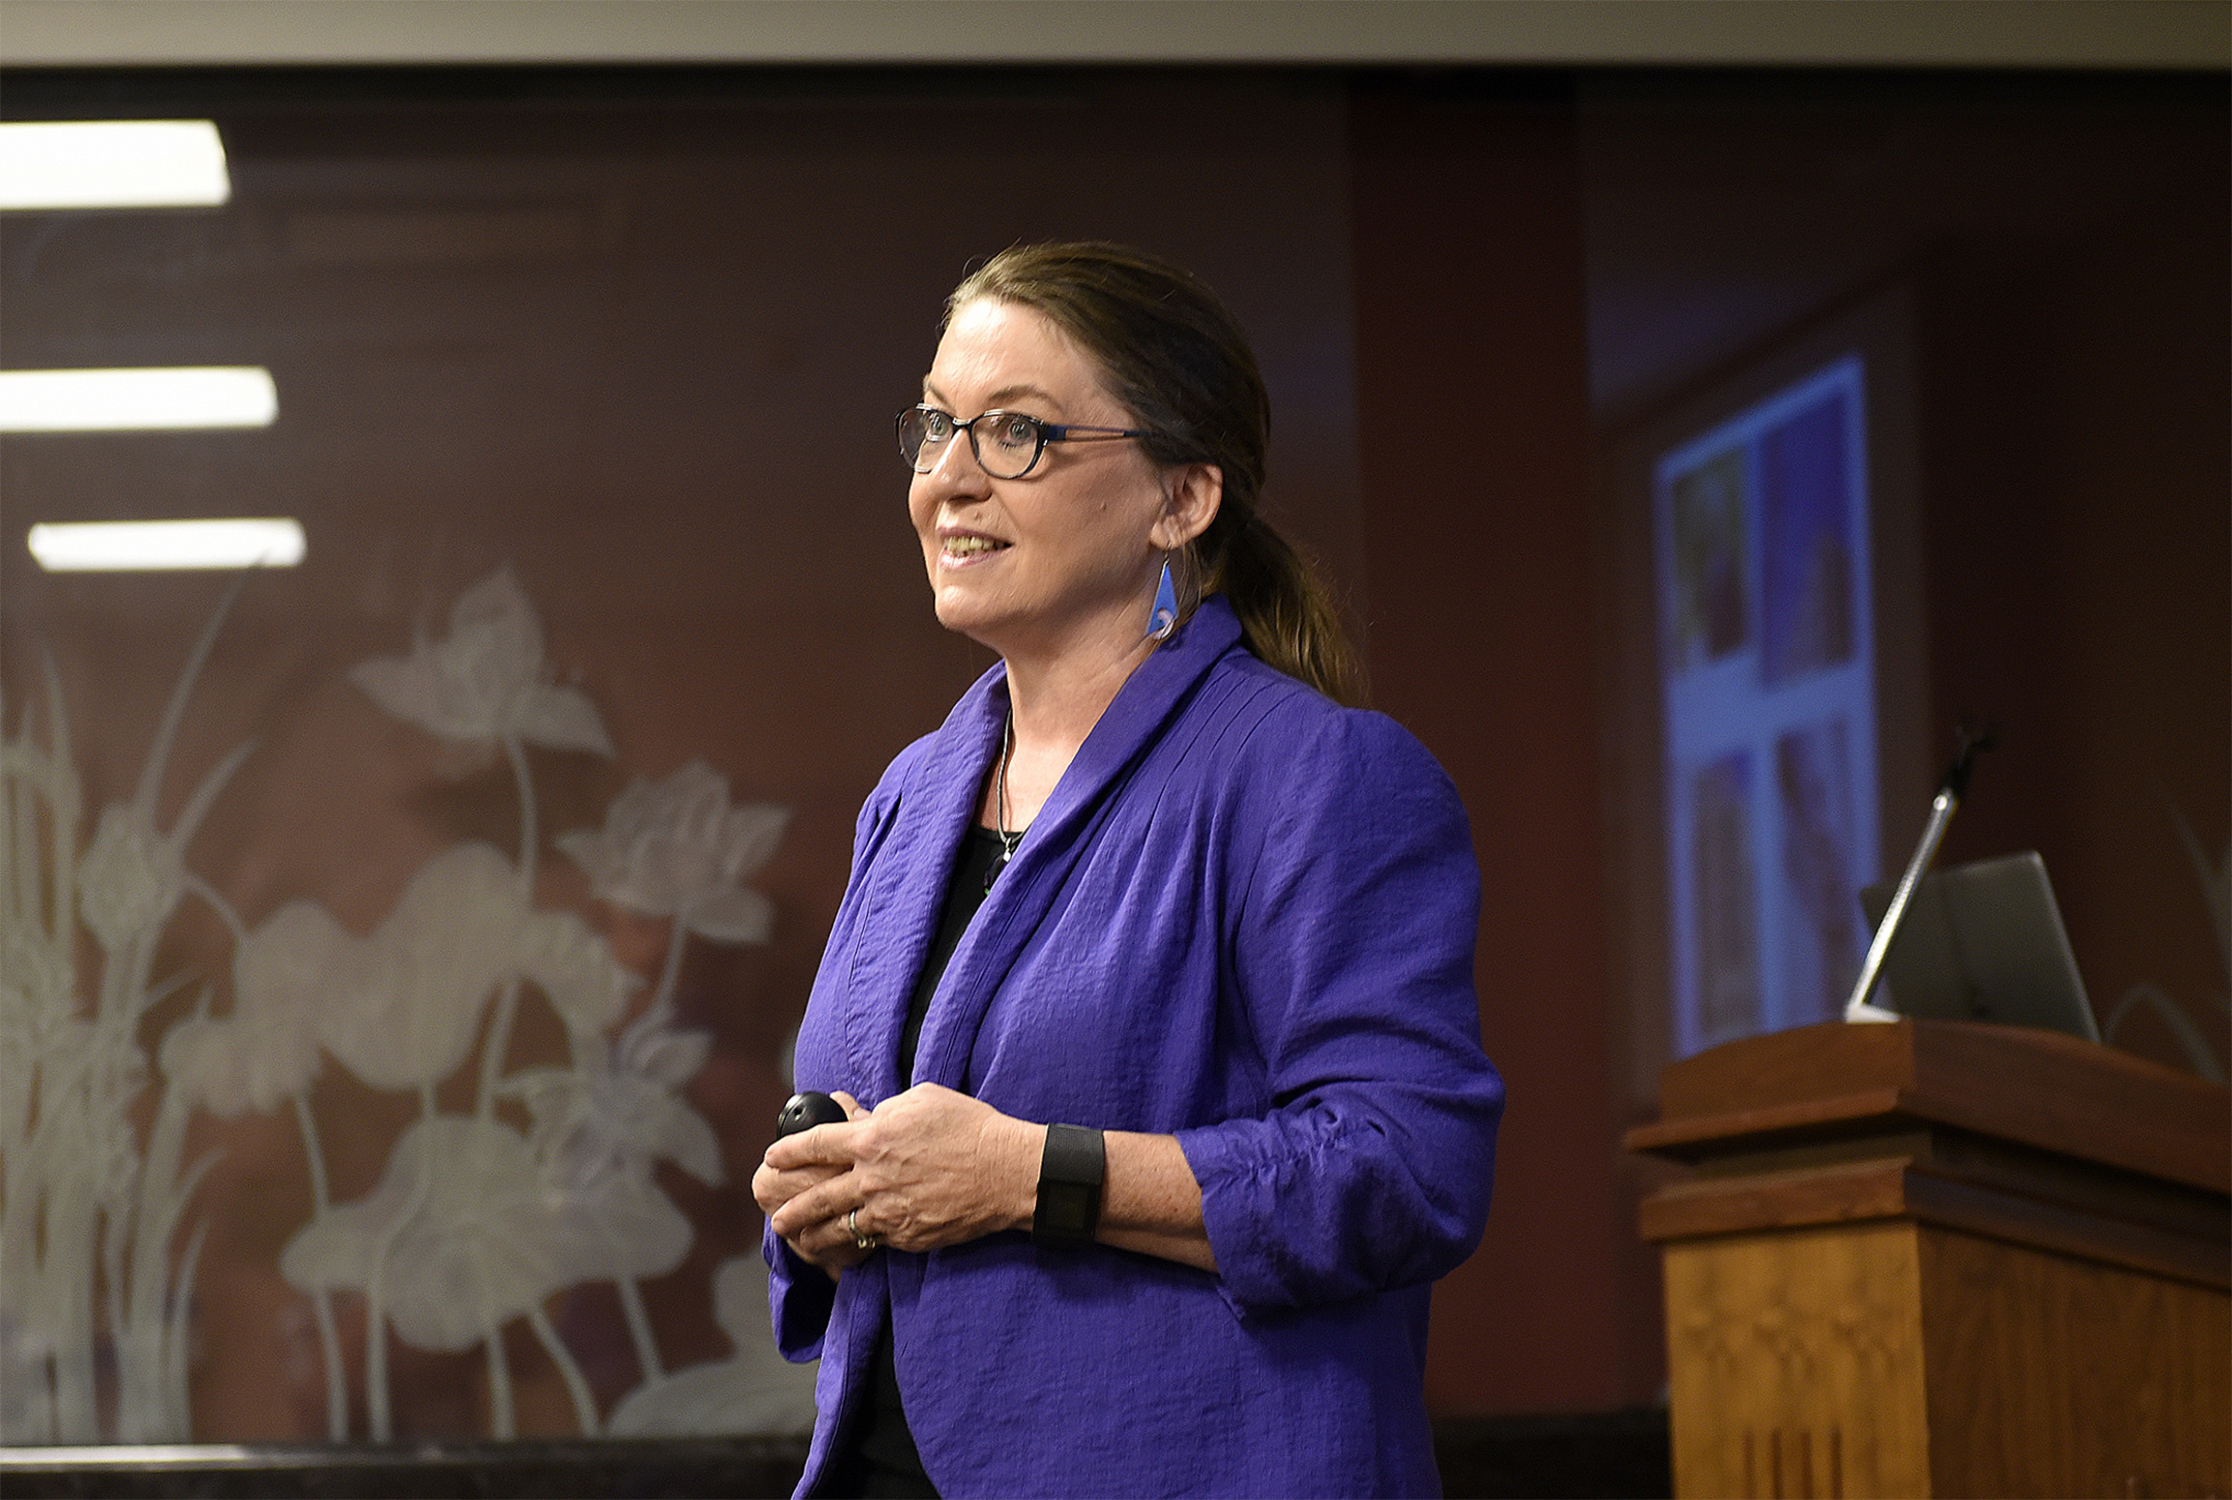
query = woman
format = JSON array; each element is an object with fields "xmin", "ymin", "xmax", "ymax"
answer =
[{"xmin": 755, "ymin": 243, "xmax": 1502, "ymax": 1498}]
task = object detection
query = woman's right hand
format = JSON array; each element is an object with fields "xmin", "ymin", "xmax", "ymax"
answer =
[{"xmin": 753, "ymin": 1090, "xmax": 874, "ymax": 1275}]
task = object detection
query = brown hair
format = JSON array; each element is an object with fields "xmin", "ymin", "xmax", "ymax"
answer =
[{"xmin": 946, "ymin": 242, "xmax": 1363, "ymax": 705}]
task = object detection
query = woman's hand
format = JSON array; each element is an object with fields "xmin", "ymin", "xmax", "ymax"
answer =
[
  {"xmin": 759, "ymin": 1083, "xmax": 1040, "ymax": 1263},
  {"xmin": 752, "ymin": 1090, "xmax": 875, "ymax": 1275}
]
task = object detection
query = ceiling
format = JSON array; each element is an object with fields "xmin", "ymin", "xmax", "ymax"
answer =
[{"xmin": 4, "ymin": 0, "xmax": 2225, "ymax": 69}]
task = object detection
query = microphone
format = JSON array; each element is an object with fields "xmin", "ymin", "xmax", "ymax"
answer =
[{"xmin": 1845, "ymin": 721, "xmax": 1999, "ymax": 1023}]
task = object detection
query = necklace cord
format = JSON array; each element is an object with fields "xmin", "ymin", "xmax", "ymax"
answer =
[{"xmin": 990, "ymin": 709, "xmax": 1023, "ymax": 891}]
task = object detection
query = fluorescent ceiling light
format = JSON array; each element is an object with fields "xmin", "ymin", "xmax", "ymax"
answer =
[
  {"xmin": 0, "ymin": 367, "xmax": 278, "ymax": 432},
  {"xmin": 28, "ymin": 519, "xmax": 306, "ymax": 572},
  {"xmin": 0, "ymin": 120, "xmax": 230, "ymax": 210}
]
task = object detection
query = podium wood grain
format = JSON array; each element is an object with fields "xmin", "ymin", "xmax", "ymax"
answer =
[
  {"xmin": 1917, "ymin": 1226, "xmax": 2229, "ymax": 1499},
  {"xmin": 1664, "ymin": 1222, "xmax": 1930, "ymax": 1498},
  {"xmin": 1634, "ymin": 1020, "xmax": 2230, "ymax": 1499}
]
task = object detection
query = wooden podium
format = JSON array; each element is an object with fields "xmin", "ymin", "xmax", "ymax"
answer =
[{"xmin": 1626, "ymin": 1019, "xmax": 2229, "ymax": 1499}]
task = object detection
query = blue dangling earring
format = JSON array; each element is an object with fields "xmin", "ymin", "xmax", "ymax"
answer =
[{"xmin": 1146, "ymin": 560, "xmax": 1179, "ymax": 641}]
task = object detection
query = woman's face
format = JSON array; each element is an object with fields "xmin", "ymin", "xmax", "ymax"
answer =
[{"xmin": 910, "ymin": 297, "xmax": 1202, "ymax": 664}]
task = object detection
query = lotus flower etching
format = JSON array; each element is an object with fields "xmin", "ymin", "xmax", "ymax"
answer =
[
  {"xmin": 349, "ymin": 563, "xmax": 613, "ymax": 757},
  {"xmin": 76, "ymin": 804, "xmax": 185, "ymax": 952},
  {"xmin": 1, "ymin": 567, "xmax": 808, "ymax": 1444},
  {"xmin": 559, "ymin": 759, "xmax": 791, "ymax": 943},
  {"xmin": 606, "ymin": 1255, "xmax": 817, "ymax": 1438}
]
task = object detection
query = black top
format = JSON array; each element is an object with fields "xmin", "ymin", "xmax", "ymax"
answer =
[
  {"xmin": 819, "ymin": 824, "xmax": 1010, "ymax": 1500},
  {"xmin": 897, "ymin": 824, "xmax": 1012, "ymax": 1081}
]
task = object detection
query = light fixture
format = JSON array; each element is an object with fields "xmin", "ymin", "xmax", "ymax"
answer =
[
  {"xmin": 0, "ymin": 367, "xmax": 278, "ymax": 432},
  {"xmin": 0, "ymin": 120, "xmax": 230, "ymax": 211},
  {"xmin": 27, "ymin": 519, "xmax": 306, "ymax": 572}
]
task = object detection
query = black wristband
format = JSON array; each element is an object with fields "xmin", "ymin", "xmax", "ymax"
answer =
[{"xmin": 1032, "ymin": 1123, "xmax": 1105, "ymax": 1249}]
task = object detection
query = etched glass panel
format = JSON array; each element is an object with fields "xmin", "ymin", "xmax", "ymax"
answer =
[{"xmin": 0, "ymin": 71, "xmax": 1361, "ymax": 1444}]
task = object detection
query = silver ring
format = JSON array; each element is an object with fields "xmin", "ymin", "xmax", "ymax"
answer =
[{"xmin": 849, "ymin": 1207, "xmax": 877, "ymax": 1251}]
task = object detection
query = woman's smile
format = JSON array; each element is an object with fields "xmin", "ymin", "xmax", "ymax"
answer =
[{"xmin": 937, "ymin": 527, "xmax": 1011, "ymax": 564}]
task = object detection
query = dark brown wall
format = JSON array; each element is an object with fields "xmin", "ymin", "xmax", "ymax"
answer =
[
  {"xmin": 1916, "ymin": 162, "xmax": 2231, "ymax": 1075},
  {"xmin": 1351, "ymin": 76, "xmax": 1635, "ymax": 1415}
]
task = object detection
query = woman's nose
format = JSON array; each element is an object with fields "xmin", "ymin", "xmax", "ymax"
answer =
[
  {"xmin": 911, "ymin": 437, "xmax": 990, "ymax": 521},
  {"xmin": 922, "ymin": 429, "xmax": 992, "ymax": 489}
]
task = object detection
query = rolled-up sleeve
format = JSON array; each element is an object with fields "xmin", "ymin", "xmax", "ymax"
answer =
[{"xmin": 1175, "ymin": 708, "xmax": 1502, "ymax": 1317}]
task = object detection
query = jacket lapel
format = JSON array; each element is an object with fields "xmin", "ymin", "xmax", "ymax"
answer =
[
  {"xmin": 835, "ymin": 677, "xmax": 1006, "ymax": 1102},
  {"xmin": 909, "ymin": 599, "xmax": 1246, "ymax": 1091}
]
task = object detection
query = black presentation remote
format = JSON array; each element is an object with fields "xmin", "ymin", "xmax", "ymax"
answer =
[{"xmin": 776, "ymin": 1091, "xmax": 847, "ymax": 1137}]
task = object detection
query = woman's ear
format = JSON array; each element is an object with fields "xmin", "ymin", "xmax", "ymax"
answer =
[{"xmin": 1153, "ymin": 463, "xmax": 1223, "ymax": 551}]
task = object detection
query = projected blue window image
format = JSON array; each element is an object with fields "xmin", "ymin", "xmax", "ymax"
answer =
[{"xmin": 1656, "ymin": 356, "xmax": 1879, "ymax": 1056}]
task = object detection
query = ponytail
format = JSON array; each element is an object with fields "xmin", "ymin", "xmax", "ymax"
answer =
[{"xmin": 1189, "ymin": 509, "xmax": 1362, "ymax": 707}]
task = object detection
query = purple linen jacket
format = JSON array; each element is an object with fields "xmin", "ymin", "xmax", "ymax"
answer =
[{"xmin": 767, "ymin": 597, "xmax": 1503, "ymax": 1498}]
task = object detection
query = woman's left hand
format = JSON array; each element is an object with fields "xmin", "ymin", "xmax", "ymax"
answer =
[{"xmin": 762, "ymin": 1082, "xmax": 1040, "ymax": 1258}]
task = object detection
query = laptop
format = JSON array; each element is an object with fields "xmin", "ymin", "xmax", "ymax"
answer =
[{"xmin": 1857, "ymin": 850, "xmax": 2100, "ymax": 1041}]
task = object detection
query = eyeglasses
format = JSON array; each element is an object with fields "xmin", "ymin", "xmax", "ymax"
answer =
[{"xmin": 897, "ymin": 404, "xmax": 1152, "ymax": 481}]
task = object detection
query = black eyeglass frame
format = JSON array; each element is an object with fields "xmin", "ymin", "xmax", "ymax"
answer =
[{"xmin": 897, "ymin": 404, "xmax": 1153, "ymax": 480}]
